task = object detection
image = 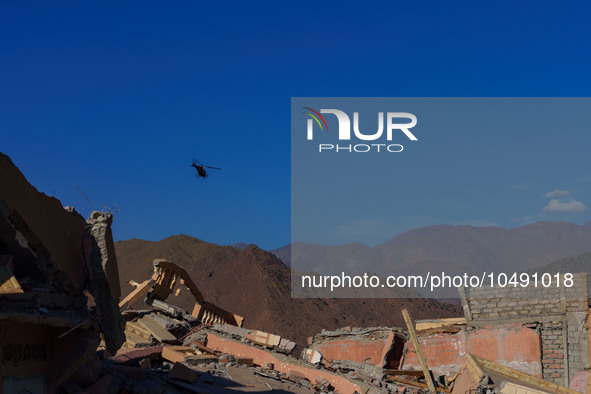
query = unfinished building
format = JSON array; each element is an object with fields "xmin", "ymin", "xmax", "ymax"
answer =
[
  {"xmin": 463, "ymin": 273, "xmax": 589, "ymax": 385},
  {"xmin": 398, "ymin": 273, "xmax": 590, "ymax": 392}
]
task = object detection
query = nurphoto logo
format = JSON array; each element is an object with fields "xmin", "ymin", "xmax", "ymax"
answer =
[{"xmin": 303, "ymin": 107, "xmax": 418, "ymax": 153}]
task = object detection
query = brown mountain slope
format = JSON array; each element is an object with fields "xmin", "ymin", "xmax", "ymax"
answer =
[{"xmin": 115, "ymin": 235, "xmax": 461, "ymax": 347}]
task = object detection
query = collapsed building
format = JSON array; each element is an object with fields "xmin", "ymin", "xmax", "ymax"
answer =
[
  {"xmin": 401, "ymin": 274, "xmax": 590, "ymax": 393},
  {"xmin": 0, "ymin": 153, "xmax": 125, "ymax": 391},
  {"xmin": 1, "ymin": 151, "xmax": 590, "ymax": 393},
  {"xmin": 99, "ymin": 266, "xmax": 589, "ymax": 393}
]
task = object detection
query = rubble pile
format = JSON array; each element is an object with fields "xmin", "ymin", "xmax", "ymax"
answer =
[
  {"xmin": 1, "ymin": 152, "xmax": 590, "ymax": 394},
  {"xmin": 81, "ymin": 257, "xmax": 588, "ymax": 393},
  {"xmin": 0, "ymin": 153, "xmax": 125, "ymax": 392}
]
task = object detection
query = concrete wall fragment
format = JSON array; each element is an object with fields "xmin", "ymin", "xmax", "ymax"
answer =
[
  {"xmin": 403, "ymin": 324, "xmax": 543, "ymax": 377},
  {"xmin": 309, "ymin": 327, "xmax": 405, "ymax": 368}
]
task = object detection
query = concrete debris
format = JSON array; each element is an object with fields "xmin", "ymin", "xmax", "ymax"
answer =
[
  {"xmin": 331, "ymin": 359, "xmax": 387, "ymax": 381},
  {"xmin": 310, "ymin": 326, "xmax": 406, "ymax": 369},
  {"xmin": 181, "ymin": 330, "xmax": 208, "ymax": 347},
  {"xmin": 0, "ymin": 153, "xmax": 124, "ymax": 390},
  {"xmin": 62, "ymin": 272, "xmax": 591, "ymax": 394},
  {"xmin": 302, "ymin": 348, "xmax": 323, "ymax": 364},
  {"xmin": 3, "ymin": 153, "xmax": 590, "ymax": 393}
]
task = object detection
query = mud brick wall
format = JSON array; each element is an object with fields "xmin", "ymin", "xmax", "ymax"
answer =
[{"xmin": 463, "ymin": 273, "xmax": 589, "ymax": 386}]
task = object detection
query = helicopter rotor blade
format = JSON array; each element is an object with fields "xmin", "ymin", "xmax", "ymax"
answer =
[{"xmin": 204, "ymin": 166, "xmax": 222, "ymax": 170}]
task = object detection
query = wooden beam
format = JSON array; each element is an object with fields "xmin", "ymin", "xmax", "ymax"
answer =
[
  {"xmin": 464, "ymin": 353, "xmax": 484, "ymax": 383},
  {"xmin": 118, "ymin": 278, "xmax": 155, "ymax": 308},
  {"xmin": 471, "ymin": 354, "xmax": 579, "ymax": 394},
  {"xmin": 402, "ymin": 308, "xmax": 438, "ymax": 394}
]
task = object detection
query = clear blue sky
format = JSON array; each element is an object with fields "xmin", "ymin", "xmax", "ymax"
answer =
[{"xmin": 2, "ymin": 1, "xmax": 591, "ymax": 250}]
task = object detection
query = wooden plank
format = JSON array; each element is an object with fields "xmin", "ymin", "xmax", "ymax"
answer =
[
  {"xmin": 0, "ymin": 255, "xmax": 23, "ymax": 294},
  {"xmin": 390, "ymin": 377, "xmax": 451, "ymax": 393},
  {"xmin": 472, "ymin": 354, "xmax": 579, "ymax": 394},
  {"xmin": 415, "ymin": 317, "xmax": 467, "ymax": 331},
  {"xmin": 138, "ymin": 315, "xmax": 176, "ymax": 342},
  {"xmin": 464, "ymin": 354, "xmax": 485, "ymax": 383},
  {"xmin": 162, "ymin": 346, "xmax": 190, "ymax": 363},
  {"xmin": 499, "ymin": 381, "xmax": 548, "ymax": 394},
  {"xmin": 402, "ymin": 308, "xmax": 438, "ymax": 394},
  {"xmin": 161, "ymin": 346, "xmax": 208, "ymax": 364},
  {"xmin": 119, "ymin": 279, "xmax": 155, "ymax": 308}
]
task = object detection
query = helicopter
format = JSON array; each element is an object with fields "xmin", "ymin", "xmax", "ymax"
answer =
[{"xmin": 191, "ymin": 158, "xmax": 222, "ymax": 178}]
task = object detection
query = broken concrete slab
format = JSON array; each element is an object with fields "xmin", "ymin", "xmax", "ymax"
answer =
[
  {"xmin": 210, "ymin": 322, "xmax": 251, "ymax": 339},
  {"xmin": 182, "ymin": 331, "xmax": 208, "ymax": 347},
  {"xmin": 310, "ymin": 326, "xmax": 405, "ymax": 369},
  {"xmin": 206, "ymin": 332, "xmax": 366, "ymax": 394},
  {"xmin": 137, "ymin": 315, "xmax": 176, "ymax": 342},
  {"xmin": 301, "ymin": 348, "xmax": 322, "ymax": 364},
  {"xmin": 330, "ymin": 359, "xmax": 386, "ymax": 382},
  {"xmin": 278, "ymin": 337, "xmax": 297, "ymax": 354},
  {"xmin": 246, "ymin": 329, "xmax": 281, "ymax": 348}
]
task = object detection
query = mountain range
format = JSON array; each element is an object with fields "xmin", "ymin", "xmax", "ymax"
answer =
[{"xmin": 274, "ymin": 221, "xmax": 591, "ymax": 278}]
